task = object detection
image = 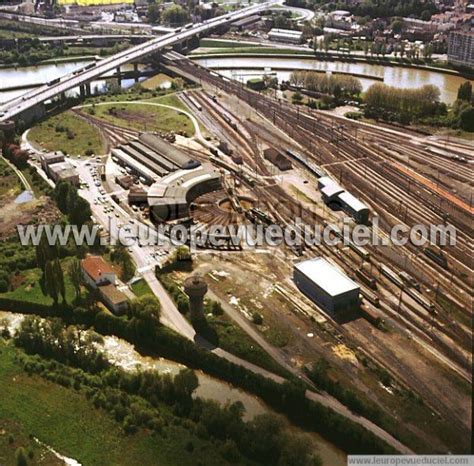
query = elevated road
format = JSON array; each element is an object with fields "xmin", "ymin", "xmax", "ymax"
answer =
[{"xmin": 0, "ymin": 1, "xmax": 279, "ymax": 124}]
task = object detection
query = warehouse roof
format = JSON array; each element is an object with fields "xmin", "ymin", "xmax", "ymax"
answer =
[
  {"xmin": 294, "ymin": 257, "xmax": 359, "ymax": 297},
  {"xmin": 338, "ymin": 191, "xmax": 369, "ymax": 213},
  {"xmin": 139, "ymin": 133, "xmax": 200, "ymax": 170},
  {"xmin": 318, "ymin": 176, "xmax": 337, "ymax": 188},
  {"xmin": 269, "ymin": 28, "xmax": 303, "ymax": 37},
  {"xmin": 321, "ymin": 183, "xmax": 344, "ymax": 199}
]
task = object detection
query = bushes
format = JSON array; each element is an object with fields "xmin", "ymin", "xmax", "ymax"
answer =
[
  {"xmin": 305, "ymin": 358, "xmax": 386, "ymax": 427},
  {"xmin": 345, "ymin": 111, "xmax": 363, "ymax": 120},
  {"xmin": 459, "ymin": 107, "xmax": 474, "ymax": 132},
  {"xmin": 4, "ymin": 298, "xmax": 397, "ymax": 455},
  {"xmin": 159, "ymin": 274, "xmax": 190, "ymax": 315}
]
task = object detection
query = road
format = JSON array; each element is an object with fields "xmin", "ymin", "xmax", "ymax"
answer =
[{"xmin": 0, "ymin": 0, "xmax": 281, "ymax": 123}]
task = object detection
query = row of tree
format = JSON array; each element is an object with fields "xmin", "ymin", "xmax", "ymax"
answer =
[
  {"xmin": 53, "ymin": 181, "xmax": 92, "ymax": 227},
  {"xmin": 36, "ymin": 237, "xmax": 67, "ymax": 305},
  {"xmin": 290, "ymin": 70, "xmax": 363, "ymax": 97},
  {"xmin": 364, "ymin": 83, "xmax": 442, "ymax": 122},
  {"xmin": 13, "ymin": 316, "xmax": 321, "ymax": 466}
]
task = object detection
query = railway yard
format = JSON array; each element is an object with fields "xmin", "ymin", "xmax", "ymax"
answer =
[{"xmin": 25, "ymin": 52, "xmax": 472, "ymax": 454}]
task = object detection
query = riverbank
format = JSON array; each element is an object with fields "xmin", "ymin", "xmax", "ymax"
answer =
[
  {"xmin": 0, "ymin": 311, "xmax": 347, "ymax": 466},
  {"xmin": 191, "ymin": 50, "xmax": 474, "ymax": 80}
]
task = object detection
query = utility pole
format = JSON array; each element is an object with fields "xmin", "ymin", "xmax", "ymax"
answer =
[{"xmin": 398, "ymin": 286, "xmax": 404, "ymax": 311}]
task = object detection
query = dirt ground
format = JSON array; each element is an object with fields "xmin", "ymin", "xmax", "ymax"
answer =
[
  {"xmin": 0, "ymin": 195, "xmax": 61, "ymax": 240},
  {"xmin": 191, "ymin": 250, "xmax": 471, "ymax": 452}
]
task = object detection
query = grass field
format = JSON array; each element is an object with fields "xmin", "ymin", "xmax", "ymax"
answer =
[
  {"xmin": 0, "ymin": 341, "xmax": 226, "ymax": 466},
  {"xmin": 0, "ymin": 158, "xmax": 21, "ymax": 200},
  {"xmin": 207, "ymin": 314, "xmax": 290, "ymax": 377},
  {"xmin": 29, "ymin": 110, "xmax": 105, "ymax": 156},
  {"xmin": 130, "ymin": 279, "xmax": 153, "ymax": 298},
  {"xmin": 1, "ymin": 261, "xmax": 76, "ymax": 306},
  {"xmin": 91, "ymin": 94, "xmax": 196, "ymax": 136}
]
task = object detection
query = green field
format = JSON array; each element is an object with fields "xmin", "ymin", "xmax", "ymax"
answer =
[
  {"xmin": 1, "ymin": 261, "xmax": 76, "ymax": 306},
  {"xmin": 90, "ymin": 95, "xmax": 196, "ymax": 136},
  {"xmin": 207, "ymin": 314, "xmax": 290, "ymax": 377},
  {"xmin": 0, "ymin": 158, "xmax": 21, "ymax": 200},
  {"xmin": 29, "ymin": 110, "xmax": 105, "ymax": 156},
  {"xmin": 130, "ymin": 279, "xmax": 153, "ymax": 298},
  {"xmin": 0, "ymin": 341, "xmax": 225, "ymax": 466}
]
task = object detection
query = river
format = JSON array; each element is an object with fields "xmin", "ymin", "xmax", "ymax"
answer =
[
  {"xmin": 0, "ymin": 311, "xmax": 347, "ymax": 466},
  {"xmin": 0, "ymin": 56, "xmax": 472, "ymax": 105},
  {"xmin": 0, "ymin": 60, "xmax": 146, "ymax": 104},
  {"xmin": 195, "ymin": 55, "xmax": 474, "ymax": 103}
]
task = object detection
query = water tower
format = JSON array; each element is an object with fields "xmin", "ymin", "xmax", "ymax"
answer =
[{"xmin": 183, "ymin": 274, "xmax": 208, "ymax": 321}]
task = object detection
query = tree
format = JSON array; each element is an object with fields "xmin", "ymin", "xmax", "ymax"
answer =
[
  {"xmin": 174, "ymin": 368, "xmax": 199, "ymax": 399},
  {"xmin": 391, "ymin": 19, "xmax": 403, "ymax": 34},
  {"xmin": 54, "ymin": 257, "xmax": 66, "ymax": 304},
  {"xmin": 457, "ymin": 82, "xmax": 472, "ymax": 102},
  {"xmin": 69, "ymin": 197, "xmax": 92, "ymax": 227},
  {"xmin": 69, "ymin": 258, "xmax": 83, "ymax": 299},
  {"xmin": 420, "ymin": 9, "xmax": 431, "ymax": 21},
  {"xmin": 162, "ymin": 5, "xmax": 189, "ymax": 25},
  {"xmin": 147, "ymin": 3, "xmax": 161, "ymax": 23},
  {"xmin": 459, "ymin": 107, "xmax": 474, "ymax": 132},
  {"xmin": 44, "ymin": 260, "xmax": 59, "ymax": 304},
  {"xmin": 15, "ymin": 447, "xmax": 28, "ymax": 466},
  {"xmin": 274, "ymin": 13, "xmax": 291, "ymax": 29}
]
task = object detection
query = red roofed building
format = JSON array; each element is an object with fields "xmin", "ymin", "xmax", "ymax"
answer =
[{"xmin": 81, "ymin": 256, "xmax": 116, "ymax": 288}]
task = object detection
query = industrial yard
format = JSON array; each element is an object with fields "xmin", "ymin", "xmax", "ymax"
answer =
[
  {"xmin": 0, "ymin": 2, "xmax": 472, "ymax": 463},
  {"xmin": 11, "ymin": 56, "xmax": 471, "ymax": 454}
]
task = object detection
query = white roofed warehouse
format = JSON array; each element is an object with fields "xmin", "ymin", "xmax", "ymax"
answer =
[
  {"xmin": 293, "ymin": 257, "xmax": 360, "ymax": 313},
  {"xmin": 268, "ymin": 28, "xmax": 303, "ymax": 44}
]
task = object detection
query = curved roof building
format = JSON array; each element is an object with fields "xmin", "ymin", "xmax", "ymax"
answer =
[{"xmin": 148, "ymin": 164, "xmax": 221, "ymax": 222}]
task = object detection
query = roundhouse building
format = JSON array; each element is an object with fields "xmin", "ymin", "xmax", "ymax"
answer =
[
  {"xmin": 148, "ymin": 164, "xmax": 221, "ymax": 222},
  {"xmin": 294, "ymin": 257, "xmax": 360, "ymax": 313}
]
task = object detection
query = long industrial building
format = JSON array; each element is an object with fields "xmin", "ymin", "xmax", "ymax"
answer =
[
  {"xmin": 111, "ymin": 132, "xmax": 201, "ymax": 183},
  {"xmin": 293, "ymin": 257, "xmax": 360, "ymax": 313},
  {"xmin": 318, "ymin": 176, "xmax": 369, "ymax": 224}
]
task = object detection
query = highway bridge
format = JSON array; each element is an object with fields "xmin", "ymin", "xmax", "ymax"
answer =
[{"xmin": 0, "ymin": 0, "xmax": 279, "ymax": 125}]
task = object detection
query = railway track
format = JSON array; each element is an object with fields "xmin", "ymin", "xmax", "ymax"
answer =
[
  {"xmin": 170, "ymin": 57, "xmax": 472, "ymax": 292},
  {"xmin": 168, "ymin": 58, "xmax": 472, "ymax": 370}
]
